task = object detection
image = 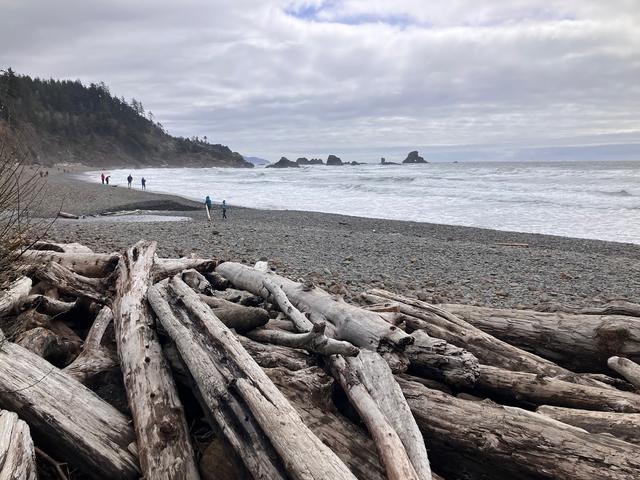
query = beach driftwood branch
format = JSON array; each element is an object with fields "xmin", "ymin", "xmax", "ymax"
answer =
[{"xmin": 0, "ymin": 409, "xmax": 37, "ymax": 480}]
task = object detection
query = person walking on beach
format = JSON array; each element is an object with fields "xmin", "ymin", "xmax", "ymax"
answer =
[
  {"xmin": 141, "ymin": 177, "xmax": 146, "ymax": 190},
  {"xmin": 204, "ymin": 195, "xmax": 212, "ymax": 221},
  {"xmin": 127, "ymin": 174, "xmax": 133, "ymax": 189},
  {"xmin": 105, "ymin": 175, "xmax": 110, "ymax": 185},
  {"xmin": 101, "ymin": 172, "xmax": 105, "ymax": 184},
  {"xmin": 221, "ymin": 200, "xmax": 228, "ymax": 219}
]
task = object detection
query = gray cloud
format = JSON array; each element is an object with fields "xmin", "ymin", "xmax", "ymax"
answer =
[{"xmin": 1, "ymin": 0, "xmax": 639, "ymax": 161}]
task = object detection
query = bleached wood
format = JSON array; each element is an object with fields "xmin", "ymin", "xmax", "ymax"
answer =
[
  {"xmin": 0, "ymin": 337, "xmax": 138, "ymax": 478},
  {"xmin": 246, "ymin": 323, "xmax": 360, "ymax": 356},
  {"xmin": 0, "ymin": 410, "xmax": 37, "ymax": 480},
  {"xmin": 22, "ymin": 250, "xmax": 120, "ymax": 277},
  {"xmin": 64, "ymin": 306, "xmax": 117, "ymax": 383},
  {"xmin": 439, "ymin": 303, "xmax": 640, "ymax": 371},
  {"xmin": 400, "ymin": 377, "xmax": 640, "ymax": 480},
  {"xmin": 537, "ymin": 405, "xmax": 640, "ymax": 444},
  {"xmin": 150, "ymin": 275, "xmax": 357, "ymax": 480},
  {"xmin": 112, "ymin": 241, "xmax": 199, "ymax": 480},
  {"xmin": 198, "ymin": 294, "xmax": 269, "ymax": 332},
  {"xmin": 13, "ymin": 294, "xmax": 76, "ymax": 317},
  {"xmin": 217, "ymin": 263, "xmax": 413, "ymax": 351},
  {"xmin": 30, "ymin": 240, "xmax": 93, "ymax": 253},
  {"xmin": 15, "ymin": 326, "xmax": 80, "ymax": 364},
  {"xmin": 608, "ymin": 356, "xmax": 640, "ymax": 390},
  {"xmin": 476, "ymin": 364, "xmax": 640, "ymax": 412},
  {"xmin": 33, "ymin": 262, "xmax": 110, "ymax": 304},
  {"xmin": 406, "ymin": 330, "xmax": 479, "ymax": 387},
  {"xmin": 365, "ymin": 290, "xmax": 569, "ymax": 376},
  {"xmin": 540, "ymin": 299, "xmax": 640, "ymax": 317},
  {"xmin": 152, "ymin": 256, "xmax": 217, "ymax": 282},
  {"xmin": 0, "ymin": 277, "xmax": 32, "ymax": 318}
]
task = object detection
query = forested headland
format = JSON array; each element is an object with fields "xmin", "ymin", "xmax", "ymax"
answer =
[{"xmin": 0, "ymin": 69, "xmax": 251, "ymax": 167}]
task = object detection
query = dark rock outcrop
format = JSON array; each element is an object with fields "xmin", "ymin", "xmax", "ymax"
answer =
[
  {"xmin": 403, "ymin": 151, "xmax": 428, "ymax": 164},
  {"xmin": 326, "ymin": 155, "xmax": 343, "ymax": 166},
  {"xmin": 309, "ymin": 158, "xmax": 324, "ymax": 165},
  {"xmin": 296, "ymin": 157, "xmax": 310, "ymax": 165},
  {"xmin": 266, "ymin": 157, "xmax": 299, "ymax": 168},
  {"xmin": 380, "ymin": 158, "xmax": 399, "ymax": 165}
]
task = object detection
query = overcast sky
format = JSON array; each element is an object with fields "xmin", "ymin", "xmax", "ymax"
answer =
[{"xmin": 1, "ymin": 0, "xmax": 639, "ymax": 161}]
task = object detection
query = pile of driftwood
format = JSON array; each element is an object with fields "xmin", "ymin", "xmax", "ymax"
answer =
[{"xmin": 1, "ymin": 239, "xmax": 640, "ymax": 479}]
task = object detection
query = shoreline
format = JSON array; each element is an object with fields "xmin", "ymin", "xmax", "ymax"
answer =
[{"xmin": 38, "ymin": 171, "xmax": 640, "ymax": 309}]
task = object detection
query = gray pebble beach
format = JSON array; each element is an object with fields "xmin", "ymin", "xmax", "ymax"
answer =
[{"xmin": 38, "ymin": 170, "xmax": 640, "ymax": 309}]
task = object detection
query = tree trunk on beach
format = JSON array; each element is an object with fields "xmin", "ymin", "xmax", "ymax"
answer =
[
  {"xmin": 537, "ymin": 405, "xmax": 640, "ymax": 444},
  {"xmin": 0, "ymin": 333, "xmax": 139, "ymax": 479},
  {"xmin": 399, "ymin": 377, "xmax": 640, "ymax": 480},
  {"xmin": 112, "ymin": 241, "xmax": 199, "ymax": 480},
  {"xmin": 0, "ymin": 409, "xmax": 37, "ymax": 480},
  {"xmin": 607, "ymin": 356, "xmax": 640, "ymax": 390},
  {"xmin": 217, "ymin": 262, "xmax": 413, "ymax": 352},
  {"xmin": 438, "ymin": 303, "xmax": 640, "ymax": 371}
]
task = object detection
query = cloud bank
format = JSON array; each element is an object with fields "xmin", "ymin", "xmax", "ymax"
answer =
[{"xmin": 1, "ymin": 0, "xmax": 639, "ymax": 161}]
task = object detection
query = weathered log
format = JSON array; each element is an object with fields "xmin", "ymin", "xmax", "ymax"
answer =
[
  {"xmin": 217, "ymin": 263, "xmax": 413, "ymax": 352},
  {"xmin": 537, "ymin": 405, "xmax": 640, "ymax": 444},
  {"xmin": 608, "ymin": 356, "xmax": 640, "ymax": 390},
  {"xmin": 0, "ymin": 277, "xmax": 32, "ymax": 318},
  {"xmin": 342, "ymin": 351, "xmax": 432, "ymax": 480},
  {"xmin": 203, "ymin": 271, "xmax": 231, "ymax": 290},
  {"xmin": 64, "ymin": 306, "xmax": 118, "ymax": 383},
  {"xmin": 13, "ymin": 294, "xmax": 76, "ymax": 317},
  {"xmin": 399, "ymin": 377, "xmax": 640, "ymax": 480},
  {"xmin": 152, "ymin": 256, "xmax": 217, "ymax": 282},
  {"xmin": 539, "ymin": 299, "xmax": 640, "ymax": 317},
  {"xmin": 112, "ymin": 241, "xmax": 199, "ymax": 479},
  {"xmin": 267, "ymin": 366, "xmax": 387, "ymax": 480},
  {"xmin": 476, "ymin": 364, "xmax": 640, "ymax": 412},
  {"xmin": 0, "ymin": 334, "xmax": 139, "ymax": 478},
  {"xmin": 238, "ymin": 336, "xmax": 315, "ymax": 371},
  {"xmin": 406, "ymin": 330, "xmax": 479, "ymax": 387},
  {"xmin": 439, "ymin": 303, "xmax": 640, "ymax": 371},
  {"xmin": 15, "ymin": 326, "xmax": 80, "ymax": 365},
  {"xmin": 329, "ymin": 355, "xmax": 421, "ymax": 480},
  {"xmin": 259, "ymin": 274, "xmax": 314, "ymax": 332},
  {"xmin": 30, "ymin": 240, "xmax": 93, "ymax": 253},
  {"xmin": 247, "ymin": 323, "xmax": 360, "ymax": 356},
  {"xmin": 181, "ymin": 269, "xmax": 213, "ymax": 295},
  {"xmin": 22, "ymin": 250, "xmax": 120, "ymax": 277},
  {"xmin": 198, "ymin": 294, "xmax": 269, "ymax": 332},
  {"xmin": 211, "ymin": 288, "xmax": 262, "ymax": 307},
  {"xmin": 33, "ymin": 262, "xmax": 110, "ymax": 304},
  {"xmin": 57, "ymin": 211, "xmax": 79, "ymax": 219},
  {"xmin": 149, "ymin": 275, "xmax": 357, "ymax": 480},
  {"xmin": 365, "ymin": 290, "xmax": 569, "ymax": 376},
  {"xmin": 0, "ymin": 409, "xmax": 37, "ymax": 480}
]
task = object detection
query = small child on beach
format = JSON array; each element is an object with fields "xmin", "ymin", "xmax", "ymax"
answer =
[{"xmin": 222, "ymin": 200, "xmax": 228, "ymax": 219}]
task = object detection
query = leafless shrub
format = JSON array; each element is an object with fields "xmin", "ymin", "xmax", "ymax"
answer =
[{"xmin": 0, "ymin": 131, "xmax": 55, "ymax": 288}]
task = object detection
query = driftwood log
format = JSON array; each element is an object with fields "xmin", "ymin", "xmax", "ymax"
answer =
[
  {"xmin": 0, "ymin": 332, "xmax": 139, "ymax": 478},
  {"xmin": 22, "ymin": 250, "xmax": 120, "ymax": 277},
  {"xmin": 0, "ymin": 409, "xmax": 37, "ymax": 480},
  {"xmin": 537, "ymin": 405, "xmax": 640, "ymax": 444},
  {"xmin": 608, "ymin": 356, "xmax": 640, "ymax": 390},
  {"xmin": 217, "ymin": 262, "xmax": 413, "ymax": 352},
  {"xmin": 112, "ymin": 241, "xmax": 199, "ymax": 479},
  {"xmin": 149, "ymin": 274, "xmax": 357, "ymax": 480},
  {"xmin": 0, "ymin": 277, "xmax": 32, "ymax": 318},
  {"xmin": 539, "ymin": 299, "xmax": 640, "ymax": 317},
  {"xmin": 400, "ymin": 377, "xmax": 640, "ymax": 480},
  {"xmin": 439, "ymin": 303, "xmax": 640, "ymax": 371},
  {"xmin": 476, "ymin": 364, "xmax": 640, "ymax": 412},
  {"xmin": 197, "ymin": 294, "xmax": 269, "ymax": 332},
  {"xmin": 33, "ymin": 262, "xmax": 110, "ymax": 304},
  {"xmin": 64, "ymin": 306, "xmax": 118, "ymax": 383}
]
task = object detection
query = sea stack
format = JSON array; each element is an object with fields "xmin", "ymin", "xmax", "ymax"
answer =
[
  {"xmin": 266, "ymin": 157, "xmax": 299, "ymax": 168},
  {"xmin": 403, "ymin": 151, "xmax": 427, "ymax": 164},
  {"xmin": 326, "ymin": 154, "xmax": 343, "ymax": 166}
]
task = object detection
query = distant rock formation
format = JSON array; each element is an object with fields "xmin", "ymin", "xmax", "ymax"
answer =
[
  {"xmin": 349, "ymin": 161, "xmax": 362, "ymax": 166},
  {"xmin": 296, "ymin": 157, "xmax": 310, "ymax": 165},
  {"xmin": 380, "ymin": 157, "xmax": 399, "ymax": 165},
  {"xmin": 326, "ymin": 155, "xmax": 343, "ymax": 166},
  {"xmin": 403, "ymin": 151, "xmax": 427, "ymax": 164},
  {"xmin": 309, "ymin": 158, "xmax": 324, "ymax": 165},
  {"xmin": 243, "ymin": 156, "xmax": 271, "ymax": 166},
  {"xmin": 266, "ymin": 157, "xmax": 299, "ymax": 168}
]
